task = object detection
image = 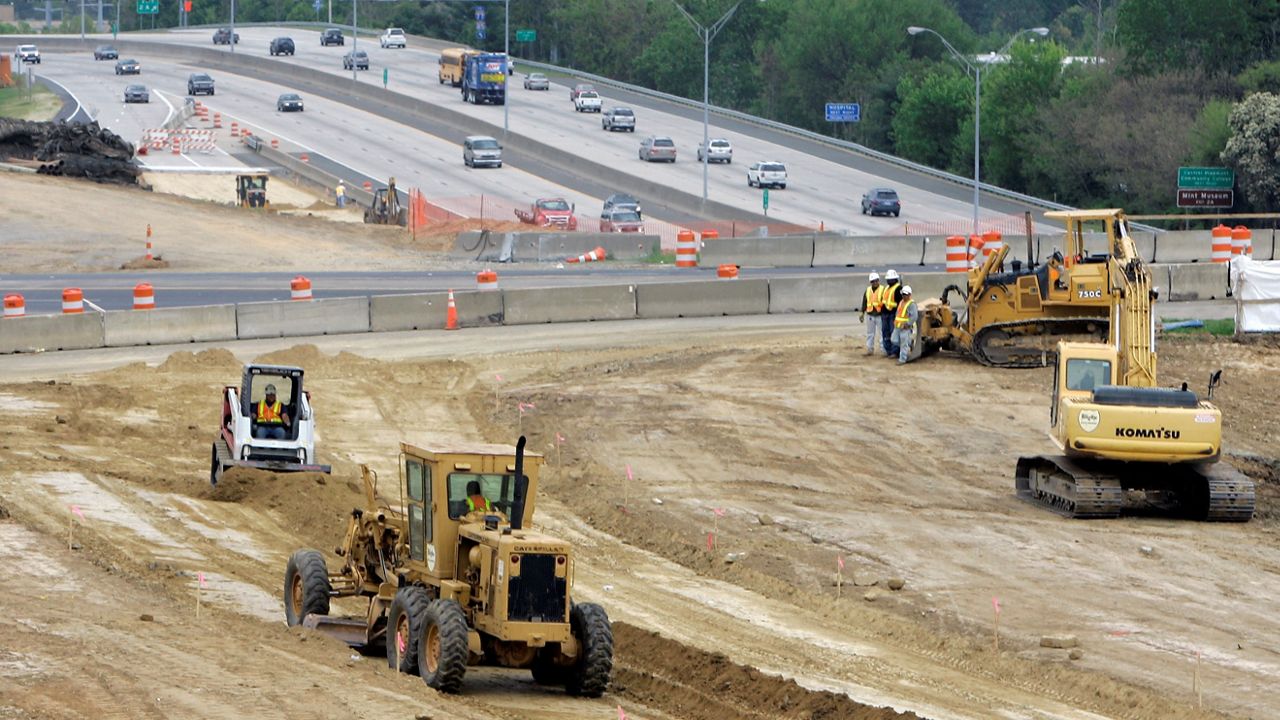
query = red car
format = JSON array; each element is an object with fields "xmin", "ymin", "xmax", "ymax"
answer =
[
  {"xmin": 570, "ymin": 83, "xmax": 595, "ymax": 102},
  {"xmin": 600, "ymin": 209, "xmax": 643, "ymax": 233}
]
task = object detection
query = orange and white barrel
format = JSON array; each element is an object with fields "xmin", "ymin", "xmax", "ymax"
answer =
[
  {"xmin": 271, "ymin": 138, "xmax": 279, "ymax": 149},
  {"xmin": 213, "ymin": 112, "xmax": 222, "ymax": 128},
  {"xmin": 981, "ymin": 230, "xmax": 1003, "ymax": 261},
  {"xmin": 967, "ymin": 234, "xmax": 986, "ymax": 268},
  {"xmin": 132, "ymin": 283, "xmax": 155, "ymax": 310},
  {"xmin": 701, "ymin": 228, "xmax": 719, "ymax": 242},
  {"xmin": 717, "ymin": 264, "xmax": 739, "ymax": 280},
  {"xmin": 1232, "ymin": 225, "xmax": 1252, "ymax": 257},
  {"xmin": 3, "ymin": 294, "xmax": 25, "ymax": 319},
  {"xmin": 476, "ymin": 270, "xmax": 499, "ymax": 291},
  {"xmin": 62, "ymin": 287, "xmax": 84, "ymax": 314},
  {"xmin": 171, "ymin": 136, "xmax": 181, "ymax": 155},
  {"xmin": 230, "ymin": 122, "xmax": 239, "ymax": 138},
  {"xmin": 1211, "ymin": 224, "xmax": 1233, "ymax": 263},
  {"xmin": 676, "ymin": 230, "xmax": 698, "ymax": 268},
  {"xmin": 945, "ymin": 235, "xmax": 967, "ymax": 273},
  {"xmin": 290, "ymin": 275, "xmax": 313, "ymax": 301}
]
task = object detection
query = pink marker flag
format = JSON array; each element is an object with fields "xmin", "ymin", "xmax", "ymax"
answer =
[
  {"xmin": 518, "ymin": 401, "xmax": 535, "ymax": 413},
  {"xmin": 556, "ymin": 432, "xmax": 565, "ymax": 444},
  {"xmin": 837, "ymin": 555, "xmax": 845, "ymax": 571},
  {"xmin": 495, "ymin": 373, "xmax": 503, "ymax": 382},
  {"xmin": 617, "ymin": 706, "xmax": 627, "ymax": 720},
  {"xmin": 712, "ymin": 507, "xmax": 726, "ymax": 517},
  {"xmin": 625, "ymin": 464, "xmax": 633, "ymax": 481},
  {"xmin": 992, "ymin": 597, "xmax": 1001, "ymax": 614},
  {"xmin": 706, "ymin": 532, "xmax": 715, "ymax": 550},
  {"xmin": 198, "ymin": 572, "xmax": 208, "ymax": 589},
  {"xmin": 70, "ymin": 505, "xmax": 85, "ymax": 520}
]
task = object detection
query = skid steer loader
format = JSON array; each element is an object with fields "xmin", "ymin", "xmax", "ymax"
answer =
[
  {"xmin": 210, "ymin": 364, "xmax": 330, "ymax": 484},
  {"xmin": 282, "ymin": 437, "xmax": 613, "ymax": 696}
]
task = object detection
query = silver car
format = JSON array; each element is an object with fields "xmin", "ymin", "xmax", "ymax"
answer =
[
  {"xmin": 123, "ymin": 84, "xmax": 150, "ymax": 103},
  {"xmin": 463, "ymin": 135, "xmax": 503, "ymax": 168},
  {"xmin": 523, "ymin": 72, "xmax": 549, "ymax": 90},
  {"xmin": 698, "ymin": 137, "xmax": 732, "ymax": 164},
  {"xmin": 602, "ymin": 107, "xmax": 635, "ymax": 132},
  {"xmin": 639, "ymin": 136, "xmax": 676, "ymax": 163}
]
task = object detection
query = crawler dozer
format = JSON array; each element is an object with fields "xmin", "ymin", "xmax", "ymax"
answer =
[
  {"xmin": 914, "ymin": 210, "xmax": 1135, "ymax": 367},
  {"xmin": 1015, "ymin": 209, "xmax": 1254, "ymax": 521},
  {"xmin": 283, "ymin": 437, "xmax": 613, "ymax": 696}
]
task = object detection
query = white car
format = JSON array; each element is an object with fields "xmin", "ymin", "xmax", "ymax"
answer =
[
  {"xmin": 747, "ymin": 161, "xmax": 787, "ymax": 189},
  {"xmin": 574, "ymin": 91, "xmax": 602, "ymax": 113},
  {"xmin": 698, "ymin": 137, "xmax": 732, "ymax": 164},
  {"xmin": 15, "ymin": 44, "xmax": 40, "ymax": 64},
  {"xmin": 380, "ymin": 28, "xmax": 407, "ymax": 48}
]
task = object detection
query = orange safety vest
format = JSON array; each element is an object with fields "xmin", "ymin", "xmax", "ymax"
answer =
[
  {"xmin": 466, "ymin": 495, "xmax": 492, "ymax": 512},
  {"xmin": 882, "ymin": 282, "xmax": 901, "ymax": 311},
  {"xmin": 894, "ymin": 298, "xmax": 915, "ymax": 328},
  {"xmin": 256, "ymin": 400, "xmax": 283, "ymax": 424},
  {"xmin": 865, "ymin": 285, "xmax": 882, "ymax": 313}
]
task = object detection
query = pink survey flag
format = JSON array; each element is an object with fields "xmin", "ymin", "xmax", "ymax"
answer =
[
  {"xmin": 625, "ymin": 464, "xmax": 633, "ymax": 481},
  {"xmin": 70, "ymin": 505, "xmax": 85, "ymax": 520},
  {"xmin": 837, "ymin": 555, "xmax": 845, "ymax": 571},
  {"xmin": 495, "ymin": 373, "xmax": 503, "ymax": 381},
  {"xmin": 992, "ymin": 597, "xmax": 1001, "ymax": 614},
  {"xmin": 712, "ymin": 507, "xmax": 726, "ymax": 517},
  {"xmin": 198, "ymin": 572, "xmax": 208, "ymax": 589}
]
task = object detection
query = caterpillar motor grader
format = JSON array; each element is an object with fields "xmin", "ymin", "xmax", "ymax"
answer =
[
  {"xmin": 1016, "ymin": 209, "xmax": 1255, "ymax": 521},
  {"xmin": 913, "ymin": 209, "xmax": 1132, "ymax": 367},
  {"xmin": 282, "ymin": 437, "xmax": 614, "ymax": 696}
]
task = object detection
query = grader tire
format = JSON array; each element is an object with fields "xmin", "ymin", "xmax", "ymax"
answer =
[
  {"xmin": 418, "ymin": 599, "xmax": 469, "ymax": 693},
  {"xmin": 565, "ymin": 603, "xmax": 613, "ymax": 697},
  {"xmin": 530, "ymin": 652, "xmax": 569, "ymax": 686},
  {"xmin": 283, "ymin": 549, "xmax": 331, "ymax": 626},
  {"xmin": 386, "ymin": 586, "xmax": 432, "ymax": 674}
]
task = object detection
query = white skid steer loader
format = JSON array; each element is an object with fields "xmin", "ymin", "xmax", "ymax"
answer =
[{"xmin": 210, "ymin": 364, "xmax": 331, "ymax": 485}]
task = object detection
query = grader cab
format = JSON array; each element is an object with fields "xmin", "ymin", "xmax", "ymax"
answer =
[{"xmin": 282, "ymin": 437, "xmax": 613, "ymax": 696}]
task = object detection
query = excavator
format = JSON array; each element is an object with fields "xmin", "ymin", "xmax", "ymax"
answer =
[
  {"xmin": 914, "ymin": 212, "xmax": 1122, "ymax": 367},
  {"xmin": 364, "ymin": 176, "xmax": 407, "ymax": 226},
  {"xmin": 1015, "ymin": 209, "xmax": 1255, "ymax": 521}
]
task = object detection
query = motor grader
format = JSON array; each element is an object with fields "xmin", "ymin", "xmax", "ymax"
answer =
[{"xmin": 282, "ymin": 437, "xmax": 613, "ymax": 696}]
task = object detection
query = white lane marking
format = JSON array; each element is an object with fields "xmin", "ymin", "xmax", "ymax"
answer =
[
  {"xmin": 154, "ymin": 87, "xmax": 176, "ymax": 128},
  {"xmin": 35, "ymin": 74, "xmax": 92, "ymax": 122}
]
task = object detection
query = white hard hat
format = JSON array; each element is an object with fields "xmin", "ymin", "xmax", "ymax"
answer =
[
  {"xmin": 868, "ymin": 272, "xmax": 880, "ymax": 281},
  {"xmin": 901, "ymin": 285, "xmax": 913, "ymax": 295},
  {"xmin": 885, "ymin": 269, "xmax": 899, "ymax": 280}
]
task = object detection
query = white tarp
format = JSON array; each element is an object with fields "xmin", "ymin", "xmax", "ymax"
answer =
[{"xmin": 1230, "ymin": 256, "xmax": 1280, "ymax": 332}]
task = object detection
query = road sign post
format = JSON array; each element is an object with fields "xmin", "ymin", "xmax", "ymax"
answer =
[{"xmin": 515, "ymin": 29, "xmax": 535, "ymax": 42}]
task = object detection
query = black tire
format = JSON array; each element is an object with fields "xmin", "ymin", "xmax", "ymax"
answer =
[
  {"xmin": 284, "ymin": 549, "xmax": 331, "ymax": 626},
  {"xmin": 418, "ymin": 599, "xmax": 469, "ymax": 693},
  {"xmin": 564, "ymin": 603, "xmax": 612, "ymax": 697},
  {"xmin": 780, "ymin": 184, "xmax": 787, "ymax": 190},
  {"xmin": 894, "ymin": 211, "xmax": 900, "ymax": 217},
  {"xmin": 386, "ymin": 586, "xmax": 433, "ymax": 674},
  {"xmin": 531, "ymin": 651, "xmax": 570, "ymax": 686}
]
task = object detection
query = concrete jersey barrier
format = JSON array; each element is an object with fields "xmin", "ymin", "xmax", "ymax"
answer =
[
  {"xmin": 699, "ymin": 236, "xmax": 816, "ymax": 268},
  {"xmin": 503, "ymin": 285, "xmax": 637, "ymax": 324},
  {"xmin": 236, "ymin": 296, "xmax": 371, "ymax": 339},
  {"xmin": 104, "ymin": 304, "xmax": 237, "ymax": 347},
  {"xmin": 636, "ymin": 279, "xmax": 769, "ymax": 318},
  {"xmin": 0, "ymin": 313, "xmax": 104, "ymax": 354},
  {"xmin": 369, "ymin": 290, "xmax": 503, "ymax": 331}
]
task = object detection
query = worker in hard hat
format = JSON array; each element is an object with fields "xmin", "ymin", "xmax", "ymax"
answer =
[
  {"xmin": 891, "ymin": 286, "xmax": 919, "ymax": 365},
  {"xmin": 880, "ymin": 269, "xmax": 903, "ymax": 357},
  {"xmin": 254, "ymin": 383, "xmax": 291, "ymax": 439},
  {"xmin": 858, "ymin": 272, "xmax": 883, "ymax": 356}
]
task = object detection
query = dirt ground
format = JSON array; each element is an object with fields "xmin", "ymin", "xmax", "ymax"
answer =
[{"xmin": 0, "ymin": 324, "xmax": 1275, "ymax": 720}]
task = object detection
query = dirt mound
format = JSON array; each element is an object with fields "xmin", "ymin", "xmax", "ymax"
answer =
[
  {"xmin": 202, "ymin": 466, "xmax": 366, "ymax": 551},
  {"xmin": 251, "ymin": 344, "xmax": 366, "ymax": 372},
  {"xmin": 613, "ymin": 622, "xmax": 919, "ymax": 720},
  {"xmin": 119, "ymin": 256, "xmax": 171, "ymax": 269},
  {"xmin": 156, "ymin": 348, "xmax": 240, "ymax": 373}
]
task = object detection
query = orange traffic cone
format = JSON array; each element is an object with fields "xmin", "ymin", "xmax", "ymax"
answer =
[
  {"xmin": 566, "ymin": 246, "xmax": 606, "ymax": 264},
  {"xmin": 445, "ymin": 289, "xmax": 458, "ymax": 330}
]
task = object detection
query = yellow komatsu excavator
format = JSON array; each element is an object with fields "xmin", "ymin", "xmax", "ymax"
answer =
[{"xmin": 1015, "ymin": 209, "xmax": 1255, "ymax": 521}]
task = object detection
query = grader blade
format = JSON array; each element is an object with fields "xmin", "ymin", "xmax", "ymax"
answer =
[{"xmin": 302, "ymin": 615, "xmax": 370, "ymax": 647}]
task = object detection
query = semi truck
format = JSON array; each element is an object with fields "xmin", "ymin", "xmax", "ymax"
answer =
[{"xmin": 462, "ymin": 53, "xmax": 508, "ymax": 105}]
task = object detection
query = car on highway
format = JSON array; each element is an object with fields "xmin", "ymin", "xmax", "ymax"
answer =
[
  {"xmin": 276, "ymin": 93, "xmax": 304, "ymax": 112},
  {"xmin": 321, "ymin": 28, "xmax": 345, "ymax": 46},
  {"xmin": 523, "ymin": 72, "xmax": 549, "ymax": 90},
  {"xmin": 602, "ymin": 106, "xmax": 635, "ymax": 132},
  {"xmin": 574, "ymin": 91, "xmax": 602, "ymax": 113},
  {"xmin": 187, "ymin": 72, "xmax": 215, "ymax": 96},
  {"xmin": 123, "ymin": 84, "xmax": 149, "ymax": 104},
  {"xmin": 463, "ymin": 135, "xmax": 503, "ymax": 168},
  {"xmin": 747, "ymin": 161, "xmax": 787, "ymax": 189},
  {"xmin": 14, "ymin": 45, "xmax": 40, "ymax": 64},
  {"xmin": 380, "ymin": 28, "xmax": 407, "ymax": 48},
  {"xmin": 570, "ymin": 83, "xmax": 594, "ymax": 102},
  {"xmin": 602, "ymin": 192, "xmax": 641, "ymax": 216},
  {"xmin": 114, "ymin": 58, "xmax": 141, "ymax": 75},
  {"xmin": 698, "ymin": 137, "xmax": 732, "ymax": 164},
  {"xmin": 269, "ymin": 37, "xmax": 295, "ymax": 56},
  {"xmin": 93, "ymin": 45, "xmax": 118, "ymax": 61},
  {"xmin": 600, "ymin": 208, "xmax": 644, "ymax": 233},
  {"xmin": 639, "ymin": 135, "xmax": 676, "ymax": 163},
  {"xmin": 861, "ymin": 187, "xmax": 901, "ymax": 217},
  {"xmin": 343, "ymin": 50, "xmax": 369, "ymax": 70},
  {"xmin": 212, "ymin": 27, "xmax": 239, "ymax": 45}
]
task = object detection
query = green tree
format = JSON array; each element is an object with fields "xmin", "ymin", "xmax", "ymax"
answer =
[
  {"xmin": 1221, "ymin": 92, "xmax": 1280, "ymax": 209},
  {"xmin": 1238, "ymin": 59, "xmax": 1280, "ymax": 95},
  {"xmin": 979, "ymin": 39, "xmax": 1066, "ymax": 190},
  {"xmin": 891, "ymin": 67, "xmax": 971, "ymax": 168},
  {"xmin": 1116, "ymin": 0, "xmax": 1250, "ymax": 75},
  {"xmin": 1187, "ymin": 99, "xmax": 1233, "ymax": 166}
]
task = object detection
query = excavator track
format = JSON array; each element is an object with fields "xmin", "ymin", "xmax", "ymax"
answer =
[
  {"xmin": 1200, "ymin": 464, "xmax": 1257, "ymax": 522},
  {"xmin": 972, "ymin": 318, "xmax": 1109, "ymax": 368},
  {"xmin": 1016, "ymin": 455, "xmax": 1123, "ymax": 519}
]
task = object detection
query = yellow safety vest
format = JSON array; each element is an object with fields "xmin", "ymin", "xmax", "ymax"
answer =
[
  {"xmin": 882, "ymin": 282, "xmax": 901, "ymax": 311},
  {"xmin": 466, "ymin": 496, "xmax": 492, "ymax": 512},
  {"xmin": 256, "ymin": 400, "xmax": 283, "ymax": 424},
  {"xmin": 895, "ymin": 299, "xmax": 915, "ymax": 328},
  {"xmin": 865, "ymin": 285, "xmax": 881, "ymax": 313}
]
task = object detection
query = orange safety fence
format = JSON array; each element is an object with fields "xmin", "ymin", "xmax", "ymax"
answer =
[{"xmin": 901, "ymin": 214, "xmax": 1030, "ymax": 237}]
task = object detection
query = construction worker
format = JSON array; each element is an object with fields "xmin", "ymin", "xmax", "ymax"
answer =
[
  {"xmin": 335, "ymin": 180, "xmax": 347, "ymax": 208},
  {"xmin": 465, "ymin": 480, "xmax": 492, "ymax": 513},
  {"xmin": 858, "ymin": 272, "xmax": 882, "ymax": 355},
  {"xmin": 880, "ymin": 269, "xmax": 902, "ymax": 357},
  {"xmin": 254, "ymin": 384, "xmax": 290, "ymax": 439},
  {"xmin": 892, "ymin": 286, "xmax": 919, "ymax": 365}
]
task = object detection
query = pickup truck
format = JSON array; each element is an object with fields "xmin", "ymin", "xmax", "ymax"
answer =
[
  {"xmin": 574, "ymin": 91, "xmax": 602, "ymax": 113},
  {"xmin": 15, "ymin": 45, "xmax": 40, "ymax": 64},
  {"xmin": 380, "ymin": 28, "xmax": 407, "ymax": 48},
  {"xmin": 602, "ymin": 106, "xmax": 635, "ymax": 131},
  {"xmin": 514, "ymin": 198, "xmax": 578, "ymax": 230}
]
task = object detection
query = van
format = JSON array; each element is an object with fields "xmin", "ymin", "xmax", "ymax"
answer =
[{"xmin": 463, "ymin": 136, "xmax": 503, "ymax": 168}]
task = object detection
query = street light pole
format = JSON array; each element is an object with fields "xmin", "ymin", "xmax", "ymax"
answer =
[
  {"xmin": 351, "ymin": 0, "xmax": 358, "ymax": 81},
  {"xmin": 503, "ymin": 0, "xmax": 509, "ymax": 135},
  {"xmin": 907, "ymin": 25, "xmax": 1048, "ymax": 235},
  {"xmin": 230, "ymin": 0, "xmax": 235, "ymax": 54},
  {"xmin": 80, "ymin": 0, "xmax": 84, "ymax": 39},
  {"xmin": 671, "ymin": 1, "xmax": 744, "ymax": 205}
]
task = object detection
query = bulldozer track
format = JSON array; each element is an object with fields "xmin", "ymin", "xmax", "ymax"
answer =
[
  {"xmin": 973, "ymin": 317, "xmax": 1109, "ymax": 368},
  {"xmin": 1016, "ymin": 455, "xmax": 1123, "ymax": 519}
]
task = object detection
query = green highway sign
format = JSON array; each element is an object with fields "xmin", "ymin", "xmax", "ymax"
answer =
[
  {"xmin": 515, "ymin": 29, "xmax": 536, "ymax": 42},
  {"xmin": 762, "ymin": 188, "xmax": 769, "ymax": 210},
  {"xmin": 136, "ymin": 0, "xmax": 159, "ymax": 13},
  {"xmin": 1178, "ymin": 166, "xmax": 1234, "ymax": 189}
]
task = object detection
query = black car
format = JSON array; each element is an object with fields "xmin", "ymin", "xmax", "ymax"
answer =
[
  {"xmin": 321, "ymin": 28, "xmax": 345, "ymax": 46},
  {"xmin": 114, "ymin": 58, "xmax": 140, "ymax": 75},
  {"xmin": 93, "ymin": 45, "xmax": 118, "ymax": 60},
  {"xmin": 187, "ymin": 72, "xmax": 215, "ymax": 96},
  {"xmin": 123, "ymin": 84, "xmax": 149, "ymax": 103},
  {"xmin": 602, "ymin": 192, "xmax": 641, "ymax": 217},
  {"xmin": 277, "ymin": 93, "xmax": 304, "ymax": 112},
  {"xmin": 343, "ymin": 50, "xmax": 369, "ymax": 70},
  {"xmin": 213, "ymin": 27, "xmax": 239, "ymax": 45},
  {"xmin": 860, "ymin": 187, "xmax": 901, "ymax": 217},
  {"xmin": 269, "ymin": 37, "xmax": 295, "ymax": 56}
]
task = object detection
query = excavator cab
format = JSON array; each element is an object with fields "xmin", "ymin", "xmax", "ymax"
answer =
[
  {"xmin": 363, "ymin": 177, "xmax": 408, "ymax": 226},
  {"xmin": 236, "ymin": 174, "xmax": 269, "ymax": 208}
]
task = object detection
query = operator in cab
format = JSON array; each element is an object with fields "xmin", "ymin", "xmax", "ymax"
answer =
[
  {"xmin": 254, "ymin": 383, "xmax": 291, "ymax": 439},
  {"xmin": 465, "ymin": 480, "xmax": 492, "ymax": 513}
]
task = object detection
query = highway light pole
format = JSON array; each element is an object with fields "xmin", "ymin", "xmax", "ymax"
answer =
[
  {"xmin": 351, "ymin": 0, "xmax": 358, "ymax": 81},
  {"xmin": 671, "ymin": 0, "xmax": 746, "ymax": 205},
  {"xmin": 229, "ymin": 0, "xmax": 235, "ymax": 54},
  {"xmin": 907, "ymin": 25, "xmax": 1048, "ymax": 235}
]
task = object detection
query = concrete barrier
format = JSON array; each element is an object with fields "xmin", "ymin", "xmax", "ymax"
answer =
[
  {"xmin": 636, "ymin": 279, "xmax": 769, "ymax": 318},
  {"xmin": 504, "ymin": 285, "xmax": 636, "ymax": 325},
  {"xmin": 104, "ymin": 304, "xmax": 237, "ymax": 347},
  {"xmin": 768, "ymin": 276, "xmax": 859, "ymax": 313},
  {"xmin": 369, "ymin": 290, "xmax": 503, "ymax": 331},
  {"xmin": 236, "ymin": 296, "xmax": 370, "ymax": 339},
  {"xmin": 0, "ymin": 313, "xmax": 104, "ymax": 354},
  {"xmin": 1167, "ymin": 263, "xmax": 1232, "ymax": 301},
  {"xmin": 698, "ymin": 237, "xmax": 815, "ymax": 268},
  {"xmin": 455, "ymin": 231, "xmax": 660, "ymax": 262}
]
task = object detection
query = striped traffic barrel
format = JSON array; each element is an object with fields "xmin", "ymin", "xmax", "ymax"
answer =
[
  {"xmin": 476, "ymin": 270, "xmax": 499, "ymax": 291},
  {"xmin": 3, "ymin": 294, "xmax": 25, "ymax": 318},
  {"xmin": 1231, "ymin": 225, "xmax": 1252, "ymax": 257},
  {"xmin": 945, "ymin": 235, "xmax": 967, "ymax": 273},
  {"xmin": 1211, "ymin": 225, "xmax": 1233, "ymax": 263},
  {"xmin": 290, "ymin": 276, "xmax": 313, "ymax": 301},
  {"xmin": 967, "ymin": 234, "xmax": 986, "ymax": 268},
  {"xmin": 133, "ymin": 283, "xmax": 155, "ymax": 310},
  {"xmin": 676, "ymin": 230, "xmax": 698, "ymax": 268},
  {"xmin": 981, "ymin": 230, "xmax": 1003, "ymax": 261},
  {"xmin": 62, "ymin": 288, "xmax": 84, "ymax": 314}
]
